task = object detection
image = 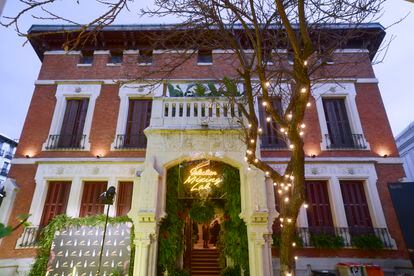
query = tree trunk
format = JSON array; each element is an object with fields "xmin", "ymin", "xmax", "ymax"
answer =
[{"xmin": 279, "ymin": 223, "xmax": 296, "ymax": 275}]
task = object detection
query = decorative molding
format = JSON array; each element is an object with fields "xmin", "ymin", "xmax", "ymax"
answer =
[
  {"xmin": 11, "ymin": 157, "xmax": 145, "ymax": 164},
  {"xmin": 262, "ymin": 156, "xmax": 403, "ymax": 164},
  {"xmin": 42, "ymin": 83, "xmax": 101, "ymax": 152},
  {"xmin": 44, "ymin": 50, "xmax": 80, "ymax": 55}
]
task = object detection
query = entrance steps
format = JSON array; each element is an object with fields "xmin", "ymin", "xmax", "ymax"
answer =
[{"xmin": 190, "ymin": 249, "xmax": 221, "ymax": 275}]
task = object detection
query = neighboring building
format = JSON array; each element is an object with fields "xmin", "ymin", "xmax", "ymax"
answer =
[
  {"xmin": 0, "ymin": 134, "xmax": 18, "ymax": 227},
  {"xmin": 396, "ymin": 122, "xmax": 414, "ymax": 181},
  {"xmin": 0, "ymin": 0, "xmax": 6, "ymax": 16},
  {"xmin": 0, "ymin": 24, "xmax": 411, "ymax": 275}
]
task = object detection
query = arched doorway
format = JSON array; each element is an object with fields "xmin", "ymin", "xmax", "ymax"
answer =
[{"xmin": 157, "ymin": 159, "xmax": 249, "ymax": 275}]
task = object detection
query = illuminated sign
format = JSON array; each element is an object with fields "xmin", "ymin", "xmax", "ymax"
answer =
[{"xmin": 184, "ymin": 161, "xmax": 222, "ymax": 193}]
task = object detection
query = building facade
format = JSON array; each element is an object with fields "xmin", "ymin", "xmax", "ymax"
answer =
[
  {"xmin": 0, "ymin": 134, "xmax": 18, "ymax": 226},
  {"xmin": 396, "ymin": 122, "xmax": 414, "ymax": 181},
  {"xmin": 0, "ymin": 24, "xmax": 411, "ymax": 275}
]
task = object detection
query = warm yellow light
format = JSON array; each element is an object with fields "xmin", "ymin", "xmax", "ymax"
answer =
[
  {"xmin": 266, "ymin": 117, "xmax": 271, "ymax": 122},
  {"xmin": 294, "ymin": 256, "xmax": 298, "ymax": 260},
  {"xmin": 184, "ymin": 161, "xmax": 223, "ymax": 193},
  {"xmin": 284, "ymin": 197, "xmax": 289, "ymax": 203},
  {"xmin": 278, "ymin": 189, "xmax": 282, "ymax": 194},
  {"xmin": 287, "ymin": 218, "xmax": 292, "ymax": 223},
  {"xmin": 304, "ymin": 203, "xmax": 309, "ymax": 208},
  {"xmin": 258, "ymin": 128, "xmax": 263, "ymax": 133},
  {"xmin": 254, "ymin": 158, "xmax": 258, "ymax": 163},
  {"xmin": 292, "ymin": 242, "xmax": 296, "ymax": 247},
  {"xmin": 248, "ymin": 123, "xmax": 252, "ymax": 128},
  {"xmin": 289, "ymin": 144, "xmax": 295, "ymax": 149},
  {"xmin": 280, "ymin": 217, "xmax": 284, "ymax": 222},
  {"xmin": 262, "ymin": 101, "xmax": 268, "ymax": 107},
  {"xmin": 287, "ymin": 113, "xmax": 293, "ymax": 119},
  {"xmin": 280, "ymin": 127, "xmax": 285, "ymax": 132},
  {"xmin": 250, "ymin": 139, "xmax": 255, "ymax": 144},
  {"xmin": 265, "ymin": 81, "xmax": 271, "ymax": 87},
  {"xmin": 300, "ymin": 123, "xmax": 306, "ymax": 129},
  {"xmin": 306, "ymin": 102, "xmax": 311, "ymax": 107},
  {"xmin": 301, "ymin": 87, "xmax": 307, "ymax": 93},
  {"xmin": 273, "ymin": 182, "xmax": 277, "ymax": 186},
  {"xmin": 299, "ymin": 131, "xmax": 304, "ymax": 136},
  {"xmin": 304, "ymin": 60, "xmax": 308, "ymax": 66}
]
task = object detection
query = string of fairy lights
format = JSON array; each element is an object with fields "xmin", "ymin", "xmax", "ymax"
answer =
[{"xmin": 244, "ymin": 60, "xmax": 311, "ymax": 272}]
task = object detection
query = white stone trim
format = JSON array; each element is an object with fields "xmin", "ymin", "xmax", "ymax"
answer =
[
  {"xmin": 34, "ymin": 78, "xmax": 381, "ymax": 86},
  {"xmin": 312, "ymin": 82, "xmax": 370, "ymax": 151},
  {"xmin": 42, "ymin": 84, "xmax": 101, "ymax": 152},
  {"xmin": 0, "ymin": 179, "xmax": 19, "ymax": 226},
  {"xmin": 0, "ymin": 257, "xmax": 34, "ymax": 276},
  {"xmin": 94, "ymin": 50, "xmax": 110, "ymax": 55},
  {"xmin": 44, "ymin": 50, "xmax": 80, "ymax": 55},
  {"xmin": 111, "ymin": 84, "xmax": 162, "ymax": 150},
  {"xmin": 76, "ymin": 63, "xmax": 92, "ymax": 67},
  {"xmin": 12, "ymin": 157, "xmax": 145, "ymax": 164},
  {"xmin": 153, "ymin": 49, "xmax": 196, "ymax": 54},
  {"xmin": 196, "ymin": 62, "xmax": 213, "ymax": 66},
  {"xmin": 106, "ymin": 63, "xmax": 122, "ymax": 67},
  {"xmin": 333, "ymin": 48, "xmax": 370, "ymax": 53},
  {"xmin": 262, "ymin": 156, "xmax": 403, "ymax": 164},
  {"xmin": 124, "ymin": 50, "xmax": 139, "ymax": 54}
]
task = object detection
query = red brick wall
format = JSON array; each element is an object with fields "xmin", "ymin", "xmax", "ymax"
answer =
[{"xmin": 0, "ymin": 165, "xmax": 38, "ymax": 259}]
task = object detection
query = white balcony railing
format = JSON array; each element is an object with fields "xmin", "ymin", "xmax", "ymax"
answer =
[{"xmin": 150, "ymin": 97, "xmax": 243, "ymax": 129}]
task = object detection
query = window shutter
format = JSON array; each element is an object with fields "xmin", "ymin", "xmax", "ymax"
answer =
[
  {"xmin": 59, "ymin": 98, "xmax": 89, "ymax": 147},
  {"xmin": 79, "ymin": 181, "xmax": 107, "ymax": 217},
  {"xmin": 305, "ymin": 181, "xmax": 334, "ymax": 233},
  {"xmin": 116, "ymin": 181, "xmax": 133, "ymax": 216},
  {"xmin": 323, "ymin": 98, "xmax": 353, "ymax": 147},
  {"xmin": 125, "ymin": 99, "xmax": 152, "ymax": 147},
  {"xmin": 258, "ymin": 97, "xmax": 285, "ymax": 148},
  {"xmin": 40, "ymin": 181, "xmax": 71, "ymax": 227},
  {"xmin": 340, "ymin": 180, "xmax": 373, "ymax": 235}
]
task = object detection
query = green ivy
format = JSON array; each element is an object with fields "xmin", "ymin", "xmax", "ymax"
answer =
[
  {"xmin": 159, "ymin": 162, "xmax": 249, "ymax": 275},
  {"xmin": 29, "ymin": 214, "xmax": 133, "ymax": 276},
  {"xmin": 221, "ymin": 266, "xmax": 241, "ymax": 276},
  {"xmin": 157, "ymin": 166, "xmax": 188, "ymax": 275},
  {"xmin": 352, "ymin": 234, "xmax": 384, "ymax": 250},
  {"xmin": 310, "ymin": 233, "xmax": 344, "ymax": 249},
  {"xmin": 189, "ymin": 201, "xmax": 215, "ymax": 223},
  {"xmin": 272, "ymin": 233, "xmax": 303, "ymax": 249}
]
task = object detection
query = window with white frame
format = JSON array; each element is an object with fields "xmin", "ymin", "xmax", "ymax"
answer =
[
  {"xmin": 43, "ymin": 84, "xmax": 101, "ymax": 151},
  {"xmin": 313, "ymin": 82, "xmax": 369, "ymax": 150}
]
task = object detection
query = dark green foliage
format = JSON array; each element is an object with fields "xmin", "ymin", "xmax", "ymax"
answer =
[
  {"xmin": 168, "ymin": 83, "xmax": 184, "ymax": 97},
  {"xmin": 157, "ymin": 166, "xmax": 186, "ymax": 274},
  {"xmin": 189, "ymin": 201, "xmax": 215, "ymax": 223},
  {"xmin": 160, "ymin": 162, "xmax": 249, "ymax": 274},
  {"xmin": 272, "ymin": 233, "xmax": 303, "ymax": 249},
  {"xmin": 310, "ymin": 233, "xmax": 344, "ymax": 249},
  {"xmin": 221, "ymin": 266, "xmax": 241, "ymax": 276},
  {"xmin": 0, "ymin": 224, "xmax": 12, "ymax": 238},
  {"xmin": 220, "ymin": 164, "xmax": 249, "ymax": 274},
  {"xmin": 29, "ymin": 215, "xmax": 133, "ymax": 276},
  {"xmin": 351, "ymin": 234, "xmax": 384, "ymax": 250}
]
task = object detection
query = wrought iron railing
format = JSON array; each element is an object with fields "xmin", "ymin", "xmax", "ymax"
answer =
[
  {"xmin": 16, "ymin": 226, "xmax": 41, "ymax": 249},
  {"xmin": 280, "ymin": 227, "xmax": 393, "ymax": 249},
  {"xmin": 45, "ymin": 134, "xmax": 86, "ymax": 150},
  {"xmin": 4, "ymin": 151, "xmax": 13, "ymax": 159},
  {"xmin": 0, "ymin": 168, "xmax": 8, "ymax": 177},
  {"xmin": 114, "ymin": 134, "xmax": 147, "ymax": 149},
  {"xmin": 260, "ymin": 135, "xmax": 287, "ymax": 149},
  {"xmin": 325, "ymin": 134, "xmax": 367, "ymax": 150}
]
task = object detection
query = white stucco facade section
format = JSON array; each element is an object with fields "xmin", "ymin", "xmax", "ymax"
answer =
[
  {"xmin": 42, "ymin": 84, "xmax": 101, "ymax": 151},
  {"xmin": 28, "ymin": 162, "xmax": 140, "ymax": 225},
  {"xmin": 312, "ymin": 82, "xmax": 370, "ymax": 150}
]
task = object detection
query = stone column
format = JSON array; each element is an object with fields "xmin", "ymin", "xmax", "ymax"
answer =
[
  {"xmin": 66, "ymin": 176, "xmax": 82, "ymax": 218},
  {"xmin": 247, "ymin": 222, "xmax": 273, "ymax": 276}
]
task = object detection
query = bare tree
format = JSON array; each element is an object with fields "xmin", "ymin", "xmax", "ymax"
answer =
[{"xmin": 2, "ymin": 0, "xmax": 385, "ymax": 275}]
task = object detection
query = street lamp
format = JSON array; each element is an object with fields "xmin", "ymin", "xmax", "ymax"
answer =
[{"xmin": 97, "ymin": 186, "xmax": 116, "ymax": 276}]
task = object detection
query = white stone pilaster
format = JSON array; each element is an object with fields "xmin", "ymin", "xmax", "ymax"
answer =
[
  {"xmin": 29, "ymin": 179, "xmax": 48, "ymax": 225},
  {"xmin": 66, "ymin": 177, "xmax": 82, "ymax": 217},
  {"xmin": 327, "ymin": 177, "xmax": 348, "ymax": 227}
]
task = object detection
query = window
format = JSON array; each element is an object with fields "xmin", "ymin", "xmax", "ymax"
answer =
[
  {"xmin": 79, "ymin": 181, "xmax": 107, "ymax": 217},
  {"xmin": 305, "ymin": 181, "xmax": 334, "ymax": 234},
  {"xmin": 340, "ymin": 180, "xmax": 373, "ymax": 235},
  {"xmin": 138, "ymin": 50, "xmax": 153, "ymax": 65},
  {"xmin": 116, "ymin": 99, "xmax": 152, "ymax": 149},
  {"xmin": 79, "ymin": 50, "xmax": 94, "ymax": 65},
  {"xmin": 258, "ymin": 97, "xmax": 286, "ymax": 149},
  {"xmin": 116, "ymin": 181, "xmax": 133, "ymax": 216},
  {"xmin": 40, "ymin": 181, "xmax": 71, "ymax": 227},
  {"xmin": 49, "ymin": 98, "xmax": 89, "ymax": 149},
  {"xmin": 109, "ymin": 50, "xmax": 123, "ymax": 64},
  {"xmin": 0, "ymin": 162, "xmax": 8, "ymax": 176},
  {"xmin": 323, "ymin": 98, "xmax": 364, "ymax": 149},
  {"xmin": 197, "ymin": 50, "xmax": 212, "ymax": 64}
]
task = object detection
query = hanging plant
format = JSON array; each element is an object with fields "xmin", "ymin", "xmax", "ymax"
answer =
[
  {"xmin": 189, "ymin": 201, "xmax": 215, "ymax": 223},
  {"xmin": 352, "ymin": 234, "xmax": 384, "ymax": 250}
]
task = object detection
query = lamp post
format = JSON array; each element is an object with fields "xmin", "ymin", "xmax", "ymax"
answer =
[{"xmin": 97, "ymin": 186, "xmax": 116, "ymax": 276}]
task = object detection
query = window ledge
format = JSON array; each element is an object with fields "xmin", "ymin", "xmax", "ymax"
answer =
[
  {"xmin": 106, "ymin": 63, "xmax": 122, "ymax": 67},
  {"xmin": 111, "ymin": 148, "xmax": 146, "ymax": 151},
  {"xmin": 77, "ymin": 64, "xmax": 92, "ymax": 67},
  {"xmin": 43, "ymin": 148, "xmax": 89, "ymax": 152},
  {"xmin": 138, "ymin": 63, "xmax": 152, "ymax": 66},
  {"xmin": 197, "ymin": 62, "xmax": 213, "ymax": 66}
]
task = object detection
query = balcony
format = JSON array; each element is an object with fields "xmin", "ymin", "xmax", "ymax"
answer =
[
  {"xmin": 325, "ymin": 134, "xmax": 367, "ymax": 150},
  {"xmin": 4, "ymin": 151, "xmax": 13, "ymax": 159},
  {"xmin": 115, "ymin": 134, "xmax": 147, "ymax": 149},
  {"xmin": 290, "ymin": 227, "xmax": 394, "ymax": 249},
  {"xmin": 15, "ymin": 226, "xmax": 40, "ymax": 249},
  {"xmin": 150, "ymin": 97, "xmax": 243, "ymax": 130},
  {"xmin": 45, "ymin": 134, "xmax": 86, "ymax": 150},
  {"xmin": 0, "ymin": 149, "xmax": 4, "ymax": 157},
  {"xmin": 0, "ymin": 168, "xmax": 7, "ymax": 177}
]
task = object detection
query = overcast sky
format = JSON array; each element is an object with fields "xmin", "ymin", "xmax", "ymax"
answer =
[{"xmin": 0, "ymin": 1, "xmax": 413, "ymax": 141}]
